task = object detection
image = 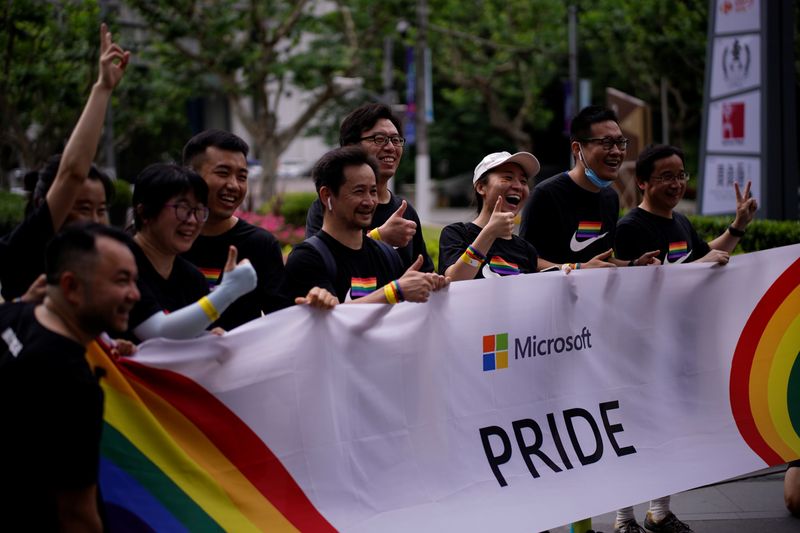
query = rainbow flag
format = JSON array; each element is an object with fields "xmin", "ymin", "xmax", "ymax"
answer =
[
  {"xmin": 488, "ymin": 256, "xmax": 520, "ymax": 276},
  {"xmin": 668, "ymin": 241, "xmax": 688, "ymax": 261},
  {"xmin": 576, "ymin": 221, "xmax": 602, "ymax": 239},
  {"xmin": 87, "ymin": 343, "xmax": 334, "ymax": 532},
  {"xmin": 350, "ymin": 277, "xmax": 377, "ymax": 299}
]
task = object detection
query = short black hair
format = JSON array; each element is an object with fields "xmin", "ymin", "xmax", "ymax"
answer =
[
  {"xmin": 570, "ymin": 105, "xmax": 620, "ymax": 142},
  {"xmin": 45, "ymin": 222, "xmax": 133, "ymax": 285},
  {"xmin": 339, "ymin": 103, "xmax": 404, "ymax": 146},
  {"xmin": 132, "ymin": 163, "xmax": 208, "ymax": 231},
  {"xmin": 27, "ymin": 154, "xmax": 115, "ymax": 217},
  {"xmin": 181, "ymin": 129, "xmax": 250, "ymax": 170},
  {"xmin": 636, "ymin": 144, "xmax": 685, "ymax": 182},
  {"xmin": 312, "ymin": 146, "xmax": 380, "ymax": 196}
]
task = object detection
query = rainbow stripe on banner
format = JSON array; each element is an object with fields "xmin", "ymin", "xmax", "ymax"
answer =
[
  {"xmin": 576, "ymin": 221, "xmax": 602, "ymax": 239},
  {"xmin": 86, "ymin": 343, "xmax": 334, "ymax": 532},
  {"xmin": 730, "ymin": 257, "xmax": 800, "ymax": 465}
]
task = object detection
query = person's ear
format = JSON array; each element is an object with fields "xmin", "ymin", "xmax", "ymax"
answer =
[{"xmin": 59, "ymin": 271, "xmax": 83, "ymax": 306}]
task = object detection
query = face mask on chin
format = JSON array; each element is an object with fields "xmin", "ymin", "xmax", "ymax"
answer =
[{"xmin": 579, "ymin": 146, "xmax": 614, "ymax": 189}]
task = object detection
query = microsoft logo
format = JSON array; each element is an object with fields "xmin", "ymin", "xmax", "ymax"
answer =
[{"xmin": 483, "ymin": 333, "xmax": 509, "ymax": 372}]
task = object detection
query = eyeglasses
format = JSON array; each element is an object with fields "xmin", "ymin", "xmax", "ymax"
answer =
[
  {"xmin": 650, "ymin": 171, "xmax": 690, "ymax": 183},
  {"xmin": 165, "ymin": 202, "xmax": 210, "ymax": 222},
  {"xmin": 581, "ymin": 136, "xmax": 629, "ymax": 151},
  {"xmin": 359, "ymin": 134, "xmax": 406, "ymax": 147}
]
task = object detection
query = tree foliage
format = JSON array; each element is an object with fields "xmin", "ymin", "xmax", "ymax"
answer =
[
  {"xmin": 125, "ymin": 0, "xmax": 403, "ymax": 197},
  {"xmin": 579, "ymin": 0, "xmax": 708, "ymax": 153},
  {"xmin": 0, "ymin": 0, "xmax": 192, "ymax": 182},
  {"xmin": 428, "ymin": 0, "xmax": 567, "ymax": 153}
]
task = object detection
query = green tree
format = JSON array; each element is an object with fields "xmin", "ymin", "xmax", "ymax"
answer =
[
  {"xmin": 0, "ymin": 0, "xmax": 192, "ymax": 182},
  {"xmin": 126, "ymin": 0, "xmax": 403, "ymax": 199},
  {"xmin": 427, "ymin": 0, "xmax": 568, "ymax": 152},
  {"xmin": 579, "ymin": 0, "xmax": 708, "ymax": 152}
]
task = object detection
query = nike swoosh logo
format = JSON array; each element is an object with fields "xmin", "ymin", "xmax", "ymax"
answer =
[
  {"xmin": 482, "ymin": 263, "xmax": 501, "ymax": 278},
  {"xmin": 569, "ymin": 231, "xmax": 609, "ymax": 252},
  {"xmin": 663, "ymin": 249, "xmax": 692, "ymax": 265}
]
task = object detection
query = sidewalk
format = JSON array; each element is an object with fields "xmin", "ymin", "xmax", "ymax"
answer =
[{"xmin": 551, "ymin": 466, "xmax": 797, "ymax": 533}]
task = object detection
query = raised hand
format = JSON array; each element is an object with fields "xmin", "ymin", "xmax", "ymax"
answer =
[
  {"xmin": 732, "ymin": 180, "xmax": 757, "ymax": 229},
  {"xmin": 484, "ymin": 195, "xmax": 515, "ymax": 240},
  {"xmin": 375, "ymin": 200, "xmax": 417, "ymax": 247},
  {"xmin": 98, "ymin": 22, "xmax": 130, "ymax": 91}
]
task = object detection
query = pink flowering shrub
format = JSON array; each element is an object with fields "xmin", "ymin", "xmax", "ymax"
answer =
[{"xmin": 236, "ymin": 210, "xmax": 305, "ymax": 248}]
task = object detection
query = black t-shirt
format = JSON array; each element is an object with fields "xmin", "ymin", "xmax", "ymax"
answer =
[
  {"xmin": 285, "ymin": 230, "xmax": 405, "ymax": 303},
  {"xmin": 0, "ymin": 303, "xmax": 104, "ymax": 530},
  {"xmin": 182, "ymin": 218, "xmax": 291, "ymax": 330},
  {"xmin": 128, "ymin": 241, "xmax": 208, "ymax": 339},
  {"xmin": 0, "ymin": 202, "xmax": 55, "ymax": 300},
  {"xmin": 438, "ymin": 222, "xmax": 539, "ymax": 278},
  {"xmin": 615, "ymin": 207, "xmax": 710, "ymax": 264},
  {"xmin": 305, "ymin": 191, "xmax": 434, "ymax": 272},
  {"xmin": 519, "ymin": 172, "xmax": 619, "ymax": 264}
]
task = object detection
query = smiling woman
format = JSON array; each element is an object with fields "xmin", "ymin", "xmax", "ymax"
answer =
[
  {"xmin": 125, "ymin": 164, "xmax": 256, "ymax": 343},
  {"xmin": 438, "ymin": 151, "xmax": 542, "ymax": 281}
]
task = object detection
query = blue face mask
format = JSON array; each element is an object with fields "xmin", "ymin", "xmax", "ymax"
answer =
[{"xmin": 579, "ymin": 146, "xmax": 614, "ymax": 189}]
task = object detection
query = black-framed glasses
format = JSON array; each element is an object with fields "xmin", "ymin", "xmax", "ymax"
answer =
[
  {"xmin": 651, "ymin": 171, "xmax": 690, "ymax": 183},
  {"xmin": 359, "ymin": 134, "xmax": 406, "ymax": 147},
  {"xmin": 165, "ymin": 202, "xmax": 210, "ymax": 222},
  {"xmin": 581, "ymin": 136, "xmax": 629, "ymax": 151}
]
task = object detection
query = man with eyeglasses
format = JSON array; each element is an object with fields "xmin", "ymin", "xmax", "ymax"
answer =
[
  {"xmin": 305, "ymin": 103, "xmax": 435, "ymax": 272},
  {"xmin": 519, "ymin": 106, "xmax": 660, "ymax": 272},
  {"xmin": 615, "ymin": 144, "xmax": 757, "ymax": 266}
]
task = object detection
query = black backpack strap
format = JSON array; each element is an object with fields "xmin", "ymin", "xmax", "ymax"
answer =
[
  {"xmin": 305, "ymin": 235, "xmax": 337, "ymax": 280},
  {"xmin": 373, "ymin": 240, "xmax": 405, "ymax": 277}
]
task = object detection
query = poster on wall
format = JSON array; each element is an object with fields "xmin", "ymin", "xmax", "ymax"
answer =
[
  {"xmin": 705, "ymin": 91, "xmax": 760, "ymax": 154},
  {"xmin": 714, "ymin": 0, "xmax": 760, "ymax": 33},
  {"xmin": 710, "ymin": 34, "xmax": 760, "ymax": 98},
  {"xmin": 702, "ymin": 154, "xmax": 760, "ymax": 215}
]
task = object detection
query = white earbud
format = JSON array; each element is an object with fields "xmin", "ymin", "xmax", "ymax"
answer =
[{"xmin": 327, "ymin": 198, "xmax": 333, "ymax": 211}]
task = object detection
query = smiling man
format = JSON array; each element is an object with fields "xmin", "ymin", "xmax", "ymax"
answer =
[
  {"xmin": 288, "ymin": 146, "xmax": 447, "ymax": 303},
  {"xmin": 182, "ymin": 130, "xmax": 292, "ymax": 330},
  {"xmin": 519, "ymin": 106, "xmax": 659, "ymax": 271},
  {"xmin": 0, "ymin": 224, "xmax": 140, "ymax": 531},
  {"xmin": 615, "ymin": 144, "xmax": 757, "ymax": 266},
  {"xmin": 305, "ymin": 103, "xmax": 434, "ymax": 272}
]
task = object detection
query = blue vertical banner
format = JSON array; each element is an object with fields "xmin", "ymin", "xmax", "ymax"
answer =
[
  {"xmin": 405, "ymin": 46, "xmax": 416, "ymax": 146},
  {"xmin": 424, "ymin": 47, "xmax": 434, "ymax": 124}
]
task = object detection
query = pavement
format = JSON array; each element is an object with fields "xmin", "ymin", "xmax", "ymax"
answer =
[{"xmin": 542, "ymin": 466, "xmax": 798, "ymax": 533}]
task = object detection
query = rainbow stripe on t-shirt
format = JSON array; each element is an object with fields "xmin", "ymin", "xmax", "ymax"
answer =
[
  {"xmin": 350, "ymin": 277, "xmax": 377, "ymax": 299},
  {"xmin": 488, "ymin": 256, "xmax": 520, "ymax": 276},
  {"xmin": 198, "ymin": 267, "xmax": 222, "ymax": 290},
  {"xmin": 668, "ymin": 241, "xmax": 688, "ymax": 261},
  {"xmin": 576, "ymin": 221, "xmax": 602, "ymax": 238}
]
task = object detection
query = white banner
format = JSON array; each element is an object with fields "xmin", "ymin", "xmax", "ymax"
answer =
[{"xmin": 130, "ymin": 244, "xmax": 800, "ymax": 532}]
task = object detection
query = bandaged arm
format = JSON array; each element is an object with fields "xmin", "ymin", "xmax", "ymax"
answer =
[{"xmin": 133, "ymin": 262, "xmax": 257, "ymax": 340}]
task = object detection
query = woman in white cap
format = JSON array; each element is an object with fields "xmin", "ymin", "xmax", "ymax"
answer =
[{"xmin": 438, "ymin": 151, "xmax": 541, "ymax": 281}]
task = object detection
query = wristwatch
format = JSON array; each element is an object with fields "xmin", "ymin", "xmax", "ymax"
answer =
[{"xmin": 728, "ymin": 225, "xmax": 746, "ymax": 237}]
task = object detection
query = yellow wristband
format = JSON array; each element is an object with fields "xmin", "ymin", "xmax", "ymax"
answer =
[
  {"xmin": 368, "ymin": 228, "xmax": 382, "ymax": 241},
  {"xmin": 383, "ymin": 283, "xmax": 398, "ymax": 304},
  {"xmin": 198, "ymin": 296, "xmax": 220, "ymax": 322}
]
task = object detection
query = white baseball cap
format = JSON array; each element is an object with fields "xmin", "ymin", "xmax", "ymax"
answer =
[{"xmin": 472, "ymin": 151, "xmax": 540, "ymax": 183}]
